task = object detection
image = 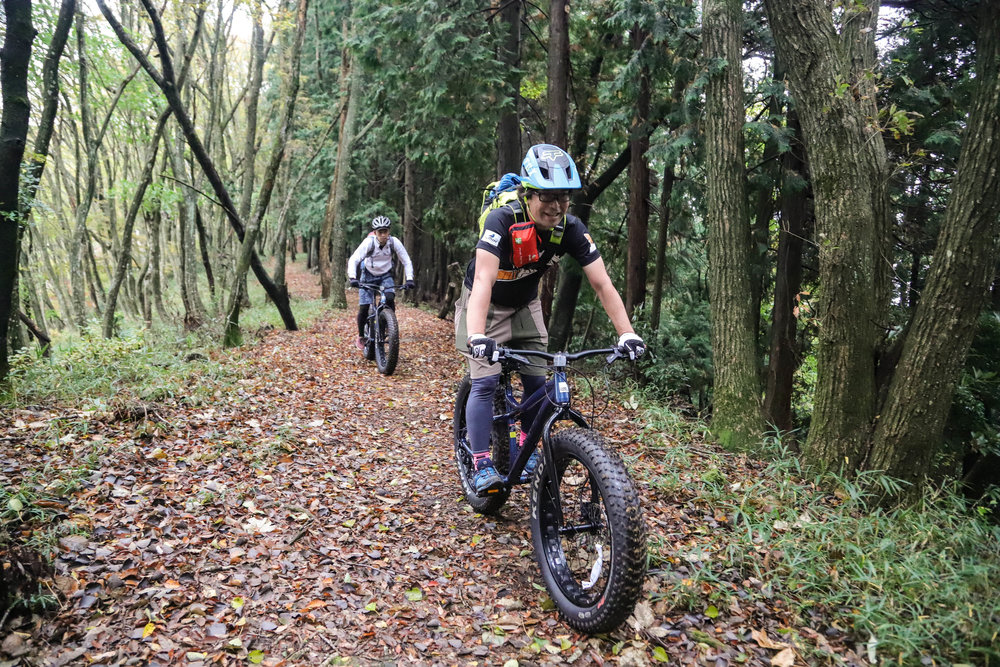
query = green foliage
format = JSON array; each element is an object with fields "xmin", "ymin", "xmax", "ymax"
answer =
[
  {"xmin": 946, "ymin": 311, "xmax": 1000, "ymax": 484},
  {"xmin": 640, "ymin": 298, "xmax": 712, "ymax": 407},
  {"xmin": 638, "ymin": 424, "xmax": 1000, "ymax": 665}
]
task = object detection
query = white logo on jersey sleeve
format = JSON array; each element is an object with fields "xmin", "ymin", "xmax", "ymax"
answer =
[{"xmin": 482, "ymin": 230, "xmax": 502, "ymax": 247}]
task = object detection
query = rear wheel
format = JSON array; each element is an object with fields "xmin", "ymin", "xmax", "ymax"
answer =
[
  {"xmin": 530, "ymin": 428, "xmax": 646, "ymax": 634},
  {"xmin": 375, "ymin": 308, "xmax": 399, "ymax": 375},
  {"xmin": 453, "ymin": 375, "xmax": 510, "ymax": 515}
]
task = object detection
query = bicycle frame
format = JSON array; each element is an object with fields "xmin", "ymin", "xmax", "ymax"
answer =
[{"xmin": 490, "ymin": 347, "xmax": 621, "ymax": 525}]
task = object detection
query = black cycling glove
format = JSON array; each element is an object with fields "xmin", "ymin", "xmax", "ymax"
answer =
[{"xmin": 467, "ymin": 335, "xmax": 499, "ymax": 363}]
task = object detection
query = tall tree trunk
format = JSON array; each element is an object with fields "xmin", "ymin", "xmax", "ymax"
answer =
[
  {"xmin": 496, "ymin": 0, "xmax": 522, "ymax": 173},
  {"xmin": 0, "ymin": 0, "xmax": 35, "ymax": 382},
  {"xmin": 868, "ymin": 2, "xmax": 1000, "ymax": 493},
  {"xmin": 704, "ymin": 0, "xmax": 765, "ymax": 450},
  {"xmin": 539, "ymin": 0, "xmax": 569, "ymax": 322},
  {"xmin": 625, "ymin": 25, "xmax": 650, "ymax": 318},
  {"xmin": 147, "ymin": 208, "xmax": 170, "ymax": 321},
  {"xmin": 69, "ymin": 9, "xmax": 93, "ymax": 328},
  {"xmin": 763, "ymin": 110, "xmax": 808, "ymax": 433},
  {"xmin": 326, "ymin": 51, "xmax": 363, "ymax": 311},
  {"xmin": 546, "ymin": 0, "xmax": 569, "ymax": 148},
  {"xmin": 750, "ymin": 69, "xmax": 786, "ymax": 347},
  {"xmin": 403, "ymin": 157, "xmax": 418, "ymax": 302},
  {"xmin": 319, "ymin": 5, "xmax": 376, "ymax": 310},
  {"xmin": 234, "ymin": 3, "xmax": 264, "ymax": 312},
  {"xmin": 319, "ymin": 12, "xmax": 353, "ymax": 301},
  {"xmin": 765, "ymin": 0, "xmax": 886, "ymax": 469},
  {"xmin": 19, "ymin": 0, "xmax": 73, "ymax": 216},
  {"xmin": 650, "ymin": 165, "xmax": 675, "ymax": 332}
]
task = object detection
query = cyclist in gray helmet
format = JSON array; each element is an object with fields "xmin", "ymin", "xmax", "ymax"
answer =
[{"xmin": 347, "ymin": 215, "xmax": 415, "ymax": 350}]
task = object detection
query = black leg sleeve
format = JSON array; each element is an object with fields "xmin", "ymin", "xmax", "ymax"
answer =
[{"xmin": 357, "ymin": 305, "xmax": 369, "ymax": 336}]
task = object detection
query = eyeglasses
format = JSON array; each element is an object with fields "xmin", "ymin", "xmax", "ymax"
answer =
[{"xmin": 534, "ymin": 191, "xmax": 571, "ymax": 204}]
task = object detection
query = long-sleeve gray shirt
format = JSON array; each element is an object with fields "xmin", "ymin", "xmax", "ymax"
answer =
[{"xmin": 346, "ymin": 235, "xmax": 414, "ymax": 280}]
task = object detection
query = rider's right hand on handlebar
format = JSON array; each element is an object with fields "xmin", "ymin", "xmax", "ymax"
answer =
[
  {"xmin": 617, "ymin": 332, "xmax": 646, "ymax": 361},
  {"xmin": 467, "ymin": 334, "xmax": 499, "ymax": 363},
  {"xmin": 349, "ymin": 278, "xmax": 360, "ymax": 289}
]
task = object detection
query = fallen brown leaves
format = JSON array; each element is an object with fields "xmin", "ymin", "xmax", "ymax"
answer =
[{"xmin": 0, "ymin": 265, "xmax": 863, "ymax": 666}]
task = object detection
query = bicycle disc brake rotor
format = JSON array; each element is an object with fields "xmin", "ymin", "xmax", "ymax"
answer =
[{"xmin": 559, "ymin": 460, "xmax": 612, "ymax": 599}]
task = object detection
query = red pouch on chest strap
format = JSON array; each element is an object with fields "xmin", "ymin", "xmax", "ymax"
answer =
[{"xmin": 509, "ymin": 221, "xmax": 540, "ymax": 267}]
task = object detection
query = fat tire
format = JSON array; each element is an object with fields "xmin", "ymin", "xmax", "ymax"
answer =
[
  {"xmin": 530, "ymin": 428, "xmax": 646, "ymax": 634},
  {"xmin": 375, "ymin": 308, "xmax": 399, "ymax": 375},
  {"xmin": 491, "ymin": 382, "xmax": 512, "ymax": 475},
  {"xmin": 453, "ymin": 375, "xmax": 511, "ymax": 514}
]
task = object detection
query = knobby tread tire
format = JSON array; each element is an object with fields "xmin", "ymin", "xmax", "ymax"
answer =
[
  {"xmin": 375, "ymin": 308, "xmax": 399, "ymax": 375},
  {"xmin": 530, "ymin": 428, "xmax": 647, "ymax": 634},
  {"xmin": 491, "ymin": 383, "xmax": 511, "ymax": 474},
  {"xmin": 453, "ymin": 375, "xmax": 511, "ymax": 515}
]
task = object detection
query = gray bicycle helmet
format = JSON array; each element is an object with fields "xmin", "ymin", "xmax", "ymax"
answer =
[{"xmin": 371, "ymin": 215, "xmax": 391, "ymax": 230}]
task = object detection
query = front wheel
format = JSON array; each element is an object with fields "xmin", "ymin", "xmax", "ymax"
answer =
[
  {"xmin": 453, "ymin": 375, "xmax": 511, "ymax": 515},
  {"xmin": 530, "ymin": 428, "xmax": 647, "ymax": 634},
  {"xmin": 374, "ymin": 308, "xmax": 399, "ymax": 375}
]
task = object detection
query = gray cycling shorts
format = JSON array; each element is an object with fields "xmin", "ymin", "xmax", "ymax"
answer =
[{"xmin": 454, "ymin": 284, "xmax": 548, "ymax": 379}]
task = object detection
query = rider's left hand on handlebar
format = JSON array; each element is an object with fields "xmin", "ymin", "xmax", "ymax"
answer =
[
  {"xmin": 404, "ymin": 279, "xmax": 415, "ymax": 290},
  {"xmin": 349, "ymin": 278, "xmax": 360, "ymax": 288},
  {"xmin": 617, "ymin": 332, "xmax": 646, "ymax": 361}
]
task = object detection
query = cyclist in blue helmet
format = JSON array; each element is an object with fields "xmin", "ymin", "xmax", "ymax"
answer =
[{"xmin": 455, "ymin": 144, "xmax": 646, "ymax": 495}]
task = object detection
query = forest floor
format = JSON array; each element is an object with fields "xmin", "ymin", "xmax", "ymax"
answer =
[{"xmin": 1, "ymin": 262, "xmax": 866, "ymax": 667}]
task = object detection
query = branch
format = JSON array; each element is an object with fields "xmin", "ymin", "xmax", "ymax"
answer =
[
  {"xmin": 95, "ymin": 0, "xmax": 166, "ymax": 89},
  {"xmin": 158, "ymin": 174, "xmax": 224, "ymax": 209}
]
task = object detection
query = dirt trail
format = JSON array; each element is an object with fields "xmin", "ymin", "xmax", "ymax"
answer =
[
  {"xmin": 10, "ymin": 264, "xmax": 642, "ymax": 666},
  {"xmin": 4, "ymin": 262, "xmax": 811, "ymax": 666}
]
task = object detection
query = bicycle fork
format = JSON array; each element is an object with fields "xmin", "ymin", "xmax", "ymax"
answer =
[{"xmin": 539, "ymin": 365, "xmax": 573, "ymax": 526}]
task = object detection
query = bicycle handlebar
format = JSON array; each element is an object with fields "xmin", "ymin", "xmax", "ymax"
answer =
[
  {"xmin": 353, "ymin": 283, "xmax": 411, "ymax": 291},
  {"xmin": 496, "ymin": 346, "xmax": 623, "ymax": 367}
]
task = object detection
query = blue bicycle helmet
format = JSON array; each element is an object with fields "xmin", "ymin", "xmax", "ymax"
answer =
[{"xmin": 520, "ymin": 144, "xmax": 582, "ymax": 190}]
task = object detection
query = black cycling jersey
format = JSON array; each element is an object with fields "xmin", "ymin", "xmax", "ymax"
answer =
[{"xmin": 464, "ymin": 204, "xmax": 601, "ymax": 308}]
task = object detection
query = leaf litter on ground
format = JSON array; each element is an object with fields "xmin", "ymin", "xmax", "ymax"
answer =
[{"xmin": 0, "ymin": 261, "xmax": 872, "ymax": 666}]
